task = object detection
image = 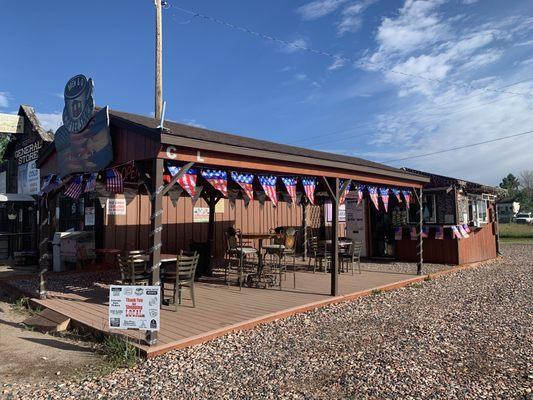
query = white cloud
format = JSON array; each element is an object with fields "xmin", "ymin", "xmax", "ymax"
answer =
[
  {"xmin": 337, "ymin": 0, "xmax": 378, "ymax": 35},
  {"xmin": 296, "ymin": 0, "xmax": 347, "ymax": 20},
  {"xmin": 294, "ymin": 73, "xmax": 307, "ymax": 81},
  {"xmin": 328, "ymin": 57, "xmax": 346, "ymax": 71},
  {"xmin": 515, "ymin": 39, "xmax": 533, "ymax": 46},
  {"xmin": 280, "ymin": 38, "xmax": 308, "ymax": 53},
  {"xmin": 36, "ymin": 112, "xmax": 63, "ymax": 132},
  {"xmin": 463, "ymin": 0, "xmax": 479, "ymax": 4},
  {"xmin": 0, "ymin": 92, "xmax": 9, "ymax": 108},
  {"xmin": 182, "ymin": 119, "xmax": 206, "ymax": 129}
]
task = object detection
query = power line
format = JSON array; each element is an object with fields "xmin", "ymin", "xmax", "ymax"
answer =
[
  {"xmin": 168, "ymin": 3, "xmax": 530, "ymax": 99},
  {"xmin": 380, "ymin": 129, "xmax": 533, "ymax": 164}
]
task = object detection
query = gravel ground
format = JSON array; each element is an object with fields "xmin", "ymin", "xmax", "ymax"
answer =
[{"xmin": 3, "ymin": 243, "xmax": 532, "ymax": 399}]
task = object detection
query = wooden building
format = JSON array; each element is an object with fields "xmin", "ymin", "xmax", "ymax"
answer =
[
  {"xmin": 37, "ymin": 105, "xmax": 429, "ymax": 295},
  {"xmin": 0, "ymin": 106, "xmax": 53, "ymax": 261},
  {"xmin": 393, "ymin": 169, "xmax": 501, "ymax": 265}
]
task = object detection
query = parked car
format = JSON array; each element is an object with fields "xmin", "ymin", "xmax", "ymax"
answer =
[{"xmin": 515, "ymin": 212, "xmax": 533, "ymax": 224}]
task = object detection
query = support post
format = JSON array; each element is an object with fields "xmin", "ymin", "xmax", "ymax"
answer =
[
  {"xmin": 417, "ymin": 187, "xmax": 423, "ymax": 275},
  {"xmin": 302, "ymin": 203, "xmax": 307, "ymax": 261},
  {"xmin": 330, "ymin": 178, "xmax": 340, "ymax": 296},
  {"xmin": 206, "ymin": 192, "xmax": 220, "ymax": 274},
  {"xmin": 147, "ymin": 158, "xmax": 164, "ymax": 345},
  {"xmin": 154, "ymin": 0, "xmax": 163, "ymax": 120},
  {"xmin": 494, "ymin": 203, "xmax": 501, "ymax": 255}
]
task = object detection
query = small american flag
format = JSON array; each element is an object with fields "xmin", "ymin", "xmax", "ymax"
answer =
[
  {"xmin": 435, "ymin": 226, "xmax": 444, "ymax": 240},
  {"xmin": 357, "ymin": 185, "xmax": 365, "ymax": 205},
  {"xmin": 391, "ymin": 188, "xmax": 402, "ymax": 203},
  {"xmin": 379, "ymin": 188, "xmax": 390, "ymax": 212},
  {"xmin": 451, "ymin": 225, "xmax": 462, "ymax": 239},
  {"xmin": 402, "ymin": 190, "xmax": 411, "ymax": 209},
  {"xmin": 64, "ymin": 175, "xmax": 83, "ymax": 199},
  {"xmin": 458, "ymin": 225, "xmax": 470, "ymax": 238},
  {"xmin": 462, "ymin": 224, "xmax": 471, "ymax": 233},
  {"xmin": 39, "ymin": 174, "xmax": 54, "ymax": 195},
  {"xmin": 201, "ymin": 169, "xmax": 228, "ymax": 197},
  {"xmin": 368, "ymin": 186, "xmax": 380, "ymax": 210},
  {"xmin": 302, "ymin": 177, "xmax": 316, "ymax": 205},
  {"xmin": 258, "ymin": 175, "xmax": 278, "ymax": 207},
  {"xmin": 84, "ymin": 172, "xmax": 98, "ymax": 193},
  {"xmin": 106, "ymin": 168, "xmax": 123, "ymax": 193},
  {"xmin": 422, "ymin": 226, "xmax": 429, "ymax": 238},
  {"xmin": 339, "ymin": 179, "xmax": 351, "ymax": 205},
  {"xmin": 281, "ymin": 177, "xmax": 297, "ymax": 204},
  {"xmin": 231, "ymin": 172, "xmax": 255, "ymax": 201}
]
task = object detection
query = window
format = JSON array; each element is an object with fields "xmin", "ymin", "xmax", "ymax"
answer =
[
  {"xmin": 477, "ymin": 199, "xmax": 487, "ymax": 224},
  {"xmin": 408, "ymin": 194, "xmax": 437, "ymax": 224},
  {"xmin": 468, "ymin": 196, "xmax": 488, "ymax": 226}
]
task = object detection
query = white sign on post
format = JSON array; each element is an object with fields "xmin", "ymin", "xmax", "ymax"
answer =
[
  {"xmin": 106, "ymin": 198, "xmax": 126, "ymax": 215},
  {"xmin": 109, "ymin": 285, "xmax": 160, "ymax": 331}
]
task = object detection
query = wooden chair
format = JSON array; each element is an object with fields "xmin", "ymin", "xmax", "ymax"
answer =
[
  {"xmin": 307, "ymin": 236, "xmax": 330, "ymax": 273},
  {"xmin": 162, "ymin": 251, "xmax": 199, "ymax": 310},
  {"xmin": 340, "ymin": 241, "xmax": 363, "ymax": 275},
  {"xmin": 117, "ymin": 250, "xmax": 150, "ymax": 285}
]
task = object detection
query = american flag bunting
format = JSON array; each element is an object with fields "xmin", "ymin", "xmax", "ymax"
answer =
[
  {"xmin": 231, "ymin": 172, "xmax": 255, "ymax": 202},
  {"xmin": 391, "ymin": 188, "xmax": 402, "ymax": 203},
  {"xmin": 64, "ymin": 175, "xmax": 83, "ymax": 199},
  {"xmin": 435, "ymin": 226, "xmax": 444, "ymax": 240},
  {"xmin": 357, "ymin": 185, "xmax": 365, "ymax": 205},
  {"xmin": 201, "ymin": 169, "xmax": 228, "ymax": 197},
  {"xmin": 379, "ymin": 187, "xmax": 390, "ymax": 212},
  {"xmin": 458, "ymin": 225, "xmax": 470, "ymax": 238},
  {"xmin": 451, "ymin": 226, "xmax": 462, "ymax": 239},
  {"xmin": 368, "ymin": 186, "xmax": 380, "ymax": 210},
  {"xmin": 302, "ymin": 177, "xmax": 316, "ymax": 205},
  {"xmin": 168, "ymin": 166, "xmax": 198, "ymax": 199},
  {"xmin": 258, "ymin": 175, "xmax": 278, "ymax": 207},
  {"xmin": 339, "ymin": 180, "xmax": 350, "ymax": 205},
  {"xmin": 402, "ymin": 190, "xmax": 411, "ymax": 209},
  {"xmin": 281, "ymin": 177, "xmax": 298, "ymax": 204},
  {"xmin": 84, "ymin": 172, "xmax": 98, "ymax": 193},
  {"xmin": 462, "ymin": 224, "xmax": 471, "ymax": 233},
  {"xmin": 106, "ymin": 168, "xmax": 123, "ymax": 193}
]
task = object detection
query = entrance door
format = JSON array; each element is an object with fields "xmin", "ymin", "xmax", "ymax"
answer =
[{"xmin": 345, "ymin": 197, "xmax": 367, "ymax": 257}]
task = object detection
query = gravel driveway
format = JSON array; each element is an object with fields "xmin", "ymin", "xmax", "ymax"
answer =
[{"xmin": 4, "ymin": 243, "xmax": 532, "ymax": 399}]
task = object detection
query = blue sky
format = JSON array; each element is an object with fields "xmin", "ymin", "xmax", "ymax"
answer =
[{"xmin": 1, "ymin": 0, "xmax": 532, "ymax": 184}]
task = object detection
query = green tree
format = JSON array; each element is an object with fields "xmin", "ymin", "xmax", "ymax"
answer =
[{"xmin": 499, "ymin": 173, "xmax": 520, "ymax": 195}]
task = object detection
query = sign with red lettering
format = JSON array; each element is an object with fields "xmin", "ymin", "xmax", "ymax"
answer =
[{"xmin": 108, "ymin": 285, "xmax": 160, "ymax": 331}]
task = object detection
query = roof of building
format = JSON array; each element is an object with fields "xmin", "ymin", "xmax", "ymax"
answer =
[
  {"xmin": 19, "ymin": 105, "xmax": 54, "ymax": 142},
  {"xmin": 107, "ymin": 109, "xmax": 428, "ymax": 183}
]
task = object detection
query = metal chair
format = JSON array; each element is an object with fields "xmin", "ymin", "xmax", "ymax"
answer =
[
  {"xmin": 224, "ymin": 228, "xmax": 257, "ymax": 287},
  {"xmin": 162, "ymin": 250, "xmax": 199, "ymax": 310},
  {"xmin": 340, "ymin": 241, "xmax": 363, "ymax": 275},
  {"xmin": 307, "ymin": 236, "xmax": 330, "ymax": 273},
  {"xmin": 117, "ymin": 250, "xmax": 150, "ymax": 285}
]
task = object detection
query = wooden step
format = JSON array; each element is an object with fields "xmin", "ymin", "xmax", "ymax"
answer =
[{"xmin": 23, "ymin": 308, "xmax": 71, "ymax": 333}]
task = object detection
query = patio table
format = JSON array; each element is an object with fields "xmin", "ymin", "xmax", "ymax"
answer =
[{"xmin": 240, "ymin": 233, "xmax": 275, "ymax": 287}]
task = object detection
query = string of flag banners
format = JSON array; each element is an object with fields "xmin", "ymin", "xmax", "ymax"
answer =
[{"xmin": 394, "ymin": 223, "xmax": 473, "ymax": 240}]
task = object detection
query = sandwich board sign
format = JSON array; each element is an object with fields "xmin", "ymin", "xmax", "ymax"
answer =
[{"xmin": 109, "ymin": 285, "xmax": 160, "ymax": 331}]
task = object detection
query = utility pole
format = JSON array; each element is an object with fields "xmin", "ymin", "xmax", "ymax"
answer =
[{"xmin": 154, "ymin": 0, "xmax": 163, "ymax": 120}]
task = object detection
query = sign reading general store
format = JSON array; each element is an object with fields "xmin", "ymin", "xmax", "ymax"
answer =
[{"xmin": 14, "ymin": 140, "xmax": 42, "ymax": 165}]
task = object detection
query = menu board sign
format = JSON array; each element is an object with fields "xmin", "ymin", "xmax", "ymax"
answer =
[{"xmin": 109, "ymin": 285, "xmax": 160, "ymax": 331}]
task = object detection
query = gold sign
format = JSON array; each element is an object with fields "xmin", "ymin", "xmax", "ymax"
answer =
[{"xmin": 0, "ymin": 113, "xmax": 24, "ymax": 134}]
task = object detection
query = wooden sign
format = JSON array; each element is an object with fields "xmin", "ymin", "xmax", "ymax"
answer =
[
  {"xmin": 193, "ymin": 207, "xmax": 209, "ymax": 223},
  {"xmin": 0, "ymin": 113, "xmax": 24, "ymax": 134}
]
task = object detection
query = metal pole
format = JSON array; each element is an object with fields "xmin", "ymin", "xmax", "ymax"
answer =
[
  {"xmin": 331, "ymin": 178, "xmax": 339, "ymax": 296},
  {"xmin": 154, "ymin": 0, "xmax": 163, "ymax": 120},
  {"xmin": 417, "ymin": 187, "xmax": 423, "ymax": 275},
  {"xmin": 494, "ymin": 203, "xmax": 501, "ymax": 255},
  {"xmin": 302, "ymin": 203, "xmax": 307, "ymax": 261}
]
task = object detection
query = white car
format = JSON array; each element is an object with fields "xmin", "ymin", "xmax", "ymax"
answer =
[{"xmin": 515, "ymin": 212, "xmax": 533, "ymax": 224}]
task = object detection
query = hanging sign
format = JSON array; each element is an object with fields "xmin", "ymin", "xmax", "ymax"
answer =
[
  {"xmin": 193, "ymin": 206, "xmax": 210, "ymax": 223},
  {"xmin": 109, "ymin": 285, "xmax": 160, "ymax": 331},
  {"xmin": 0, "ymin": 113, "xmax": 24, "ymax": 134},
  {"xmin": 85, "ymin": 206, "xmax": 95, "ymax": 226},
  {"xmin": 17, "ymin": 160, "xmax": 40, "ymax": 195},
  {"xmin": 106, "ymin": 198, "xmax": 126, "ymax": 215},
  {"xmin": 14, "ymin": 140, "xmax": 42, "ymax": 165}
]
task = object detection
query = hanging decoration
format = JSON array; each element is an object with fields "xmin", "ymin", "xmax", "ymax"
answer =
[
  {"xmin": 451, "ymin": 226, "xmax": 462, "ymax": 239},
  {"xmin": 168, "ymin": 186, "xmax": 183, "ymax": 207},
  {"xmin": 435, "ymin": 226, "xmax": 444, "ymax": 240},
  {"xmin": 64, "ymin": 175, "xmax": 84, "ymax": 200},
  {"xmin": 339, "ymin": 180, "xmax": 350, "ymax": 205},
  {"xmin": 201, "ymin": 169, "xmax": 228, "ymax": 197},
  {"xmin": 410, "ymin": 226, "xmax": 417, "ymax": 240},
  {"xmin": 281, "ymin": 177, "xmax": 298, "ymax": 205},
  {"xmin": 368, "ymin": 186, "xmax": 380, "ymax": 210},
  {"xmin": 84, "ymin": 172, "xmax": 98, "ymax": 193},
  {"xmin": 231, "ymin": 172, "xmax": 255, "ymax": 202},
  {"xmin": 168, "ymin": 166, "xmax": 197, "ymax": 198},
  {"xmin": 462, "ymin": 224, "xmax": 471, "ymax": 233},
  {"xmin": 379, "ymin": 187, "xmax": 390, "ymax": 212},
  {"xmin": 39, "ymin": 175, "xmax": 55, "ymax": 195},
  {"xmin": 394, "ymin": 226, "xmax": 403, "ymax": 241},
  {"xmin": 302, "ymin": 177, "xmax": 316, "ymax": 205},
  {"xmin": 402, "ymin": 189, "xmax": 411, "ymax": 209},
  {"xmin": 258, "ymin": 175, "xmax": 278, "ymax": 207},
  {"xmin": 391, "ymin": 188, "xmax": 402, "ymax": 203},
  {"xmin": 357, "ymin": 185, "xmax": 365, "ymax": 205},
  {"xmin": 458, "ymin": 225, "xmax": 470, "ymax": 238},
  {"xmin": 106, "ymin": 168, "xmax": 123, "ymax": 193},
  {"xmin": 421, "ymin": 226, "xmax": 429, "ymax": 238}
]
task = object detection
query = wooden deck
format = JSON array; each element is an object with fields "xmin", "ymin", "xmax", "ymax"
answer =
[{"xmin": 31, "ymin": 267, "xmax": 419, "ymax": 357}]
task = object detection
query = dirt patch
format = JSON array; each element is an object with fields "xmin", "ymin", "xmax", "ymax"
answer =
[{"xmin": 0, "ymin": 287, "xmax": 105, "ymax": 385}]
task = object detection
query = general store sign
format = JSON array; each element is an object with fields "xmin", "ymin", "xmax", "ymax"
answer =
[
  {"xmin": 15, "ymin": 140, "xmax": 42, "ymax": 165},
  {"xmin": 0, "ymin": 113, "xmax": 24, "ymax": 134},
  {"xmin": 109, "ymin": 285, "xmax": 160, "ymax": 331}
]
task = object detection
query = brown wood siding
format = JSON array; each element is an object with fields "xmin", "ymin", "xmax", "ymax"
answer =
[
  {"xmin": 103, "ymin": 195, "xmax": 302, "ymax": 261},
  {"xmin": 395, "ymin": 236, "xmax": 459, "ymax": 264},
  {"xmin": 110, "ymin": 126, "xmax": 160, "ymax": 165}
]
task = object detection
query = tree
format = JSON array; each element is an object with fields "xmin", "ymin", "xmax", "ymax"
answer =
[
  {"xmin": 519, "ymin": 170, "xmax": 533, "ymax": 195},
  {"xmin": 499, "ymin": 173, "xmax": 520, "ymax": 195}
]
